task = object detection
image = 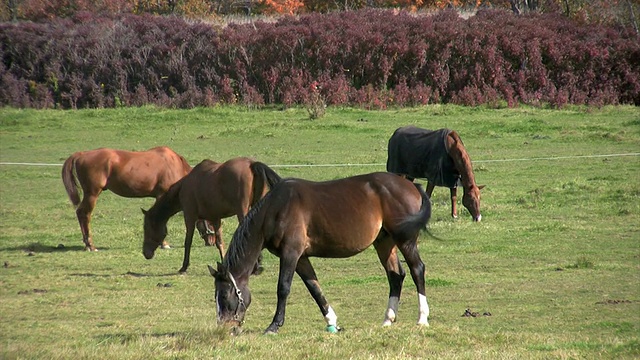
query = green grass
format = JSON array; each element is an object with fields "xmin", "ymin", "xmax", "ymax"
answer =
[{"xmin": 1, "ymin": 105, "xmax": 639, "ymax": 359}]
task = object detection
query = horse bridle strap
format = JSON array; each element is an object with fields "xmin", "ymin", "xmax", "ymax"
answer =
[{"xmin": 227, "ymin": 272, "xmax": 246, "ymax": 322}]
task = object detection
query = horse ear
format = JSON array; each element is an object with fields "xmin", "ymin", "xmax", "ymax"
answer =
[
  {"xmin": 207, "ymin": 264, "xmax": 218, "ymax": 277},
  {"xmin": 215, "ymin": 262, "xmax": 232, "ymax": 280},
  {"xmin": 478, "ymin": 185, "xmax": 486, "ymax": 190}
]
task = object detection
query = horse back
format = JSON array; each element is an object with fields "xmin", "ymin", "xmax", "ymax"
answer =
[
  {"xmin": 178, "ymin": 158, "xmax": 247, "ymax": 219},
  {"xmin": 70, "ymin": 147, "xmax": 190, "ymax": 198}
]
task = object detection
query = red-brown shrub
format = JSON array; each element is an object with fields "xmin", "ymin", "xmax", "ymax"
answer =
[{"xmin": 1, "ymin": 9, "xmax": 638, "ymax": 108}]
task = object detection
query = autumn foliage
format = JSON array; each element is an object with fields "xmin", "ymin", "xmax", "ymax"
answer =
[{"xmin": 1, "ymin": 9, "xmax": 639, "ymax": 109}]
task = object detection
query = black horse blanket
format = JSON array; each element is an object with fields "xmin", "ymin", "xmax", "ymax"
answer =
[{"xmin": 386, "ymin": 126, "xmax": 460, "ymax": 188}]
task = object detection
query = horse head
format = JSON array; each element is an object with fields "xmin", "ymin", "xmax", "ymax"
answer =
[
  {"xmin": 141, "ymin": 208, "xmax": 168, "ymax": 259},
  {"xmin": 208, "ymin": 263, "xmax": 251, "ymax": 334},
  {"xmin": 462, "ymin": 185, "xmax": 485, "ymax": 222}
]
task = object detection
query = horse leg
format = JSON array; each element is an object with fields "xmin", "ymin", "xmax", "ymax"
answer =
[
  {"xmin": 425, "ymin": 182, "xmax": 435, "ymax": 197},
  {"xmin": 76, "ymin": 193, "xmax": 99, "ymax": 251},
  {"xmin": 179, "ymin": 215, "xmax": 197, "ymax": 273},
  {"xmin": 397, "ymin": 242, "xmax": 429, "ymax": 326},
  {"xmin": 265, "ymin": 253, "xmax": 299, "ymax": 334},
  {"xmin": 211, "ymin": 219, "xmax": 224, "ymax": 260},
  {"xmin": 252, "ymin": 253, "xmax": 264, "ymax": 275},
  {"xmin": 374, "ymin": 236, "xmax": 405, "ymax": 326},
  {"xmin": 450, "ymin": 187, "xmax": 458, "ymax": 219},
  {"xmin": 295, "ymin": 256, "xmax": 339, "ymax": 330}
]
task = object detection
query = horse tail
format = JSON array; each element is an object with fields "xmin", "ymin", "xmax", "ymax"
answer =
[
  {"xmin": 396, "ymin": 183, "xmax": 434, "ymax": 241},
  {"xmin": 249, "ymin": 162, "xmax": 282, "ymax": 204},
  {"xmin": 61, "ymin": 153, "xmax": 81, "ymax": 207},
  {"xmin": 251, "ymin": 161, "xmax": 282, "ymax": 189}
]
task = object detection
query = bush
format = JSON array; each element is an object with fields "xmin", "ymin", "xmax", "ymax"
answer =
[{"xmin": 1, "ymin": 9, "xmax": 638, "ymax": 108}]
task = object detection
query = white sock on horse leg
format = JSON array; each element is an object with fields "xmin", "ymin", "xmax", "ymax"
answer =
[
  {"xmin": 324, "ymin": 306, "xmax": 338, "ymax": 326},
  {"xmin": 383, "ymin": 296, "xmax": 400, "ymax": 326},
  {"xmin": 417, "ymin": 293, "xmax": 430, "ymax": 326}
]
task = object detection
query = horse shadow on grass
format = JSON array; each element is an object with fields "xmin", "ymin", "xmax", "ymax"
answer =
[
  {"xmin": 95, "ymin": 328, "xmax": 231, "ymax": 346},
  {"xmin": 1, "ymin": 242, "xmax": 88, "ymax": 253},
  {"xmin": 69, "ymin": 271, "xmax": 181, "ymax": 278}
]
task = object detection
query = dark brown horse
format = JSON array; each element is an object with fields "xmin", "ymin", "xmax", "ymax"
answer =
[
  {"xmin": 208, "ymin": 172, "xmax": 432, "ymax": 335},
  {"xmin": 387, "ymin": 126, "xmax": 485, "ymax": 221},
  {"xmin": 62, "ymin": 146, "xmax": 193, "ymax": 251},
  {"xmin": 142, "ymin": 157, "xmax": 281, "ymax": 273}
]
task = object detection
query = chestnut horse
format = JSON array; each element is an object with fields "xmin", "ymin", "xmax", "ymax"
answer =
[
  {"xmin": 62, "ymin": 146, "xmax": 193, "ymax": 251},
  {"xmin": 142, "ymin": 157, "xmax": 281, "ymax": 273},
  {"xmin": 208, "ymin": 172, "xmax": 432, "ymax": 335},
  {"xmin": 387, "ymin": 126, "xmax": 484, "ymax": 221}
]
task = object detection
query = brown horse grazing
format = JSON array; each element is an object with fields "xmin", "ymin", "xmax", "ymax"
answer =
[
  {"xmin": 387, "ymin": 126, "xmax": 485, "ymax": 221},
  {"xmin": 142, "ymin": 157, "xmax": 282, "ymax": 273},
  {"xmin": 208, "ymin": 172, "xmax": 432, "ymax": 335},
  {"xmin": 62, "ymin": 146, "xmax": 193, "ymax": 251}
]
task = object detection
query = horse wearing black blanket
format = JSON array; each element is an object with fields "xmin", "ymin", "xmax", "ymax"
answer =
[{"xmin": 387, "ymin": 126, "xmax": 484, "ymax": 221}]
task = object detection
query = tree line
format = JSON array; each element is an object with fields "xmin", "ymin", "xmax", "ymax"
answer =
[{"xmin": 1, "ymin": 0, "xmax": 638, "ymax": 31}]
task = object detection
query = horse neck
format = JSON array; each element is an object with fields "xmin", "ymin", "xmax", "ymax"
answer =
[
  {"xmin": 450, "ymin": 141, "xmax": 477, "ymax": 191},
  {"xmin": 224, "ymin": 215, "xmax": 265, "ymax": 282},
  {"xmin": 150, "ymin": 183, "xmax": 183, "ymax": 224}
]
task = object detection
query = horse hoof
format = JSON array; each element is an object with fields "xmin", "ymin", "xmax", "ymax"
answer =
[
  {"xmin": 161, "ymin": 245, "xmax": 171, "ymax": 249},
  {"xmin": 263, "ymin": 329, "xmax": 278, "ymax": 336},
  {"xmin": 326, "ymin": 325, "xmax": 339, "ymax": 333},
  {"xmin": 382, "ymin": 320, "xmax": 394, "ymax": 327}
]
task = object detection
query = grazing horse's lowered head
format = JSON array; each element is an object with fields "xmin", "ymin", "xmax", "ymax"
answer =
[
  {"xmin": 141, "ymin": 208, "xmax": 169, "ymax": 259},
  {"xmin": 462, "ymin": 184, "xmax": 484, "ymax": 222},
  {"xmin": 208, "ymin": 262, "xmax": 251, "ymax": 334}
]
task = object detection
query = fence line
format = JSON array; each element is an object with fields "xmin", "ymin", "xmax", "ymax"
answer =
[{"xmin": 0, "ymin": 152, "xmax": 638, "ymax": 169}]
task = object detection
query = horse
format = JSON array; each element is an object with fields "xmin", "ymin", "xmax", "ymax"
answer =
[
  {"xmin": 208, "ymin": 172, "xmax": 432, "ymax": 335},
  {"xmin": 387, "ymin": 126, "xmax": 485, "ymax": 221},
  {"xmin": 62, "ymin": 146, "xmax": 194, "ymax": 251},
  {"xmin": 142, "ymin": 157, "xmax": 282, "ymax": 273}
]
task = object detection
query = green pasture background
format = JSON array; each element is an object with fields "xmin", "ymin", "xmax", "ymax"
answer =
[{"xmin": 0, "ymin": 105, "xmax": 639, "ymax": 359}]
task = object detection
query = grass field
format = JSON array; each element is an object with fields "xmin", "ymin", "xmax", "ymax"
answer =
[{"xmin": 1, "ymin": 105, "xmax": 639, "ymax": 359}]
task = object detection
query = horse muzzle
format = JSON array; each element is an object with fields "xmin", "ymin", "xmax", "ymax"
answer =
[
  {"xmin": 473, "ymin": 214, "xmax": 482, "ymax": 222},
  {"xmin": 219, "ymin": 319, "xmax": 244, "ymax": 335},
  {"xmin": 142, "ymin": 247, "xmax": 156, "ymax": 259}
]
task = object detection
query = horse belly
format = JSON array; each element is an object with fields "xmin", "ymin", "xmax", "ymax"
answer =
[
  {"xmin": 105, "ymin": 172, "xmax": 158, "ymax": 197},
  {"xmin": 304, "ymin": 216, "xmax": 382, "ymax": 258}
]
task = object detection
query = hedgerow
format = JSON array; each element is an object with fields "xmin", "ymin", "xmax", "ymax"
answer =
[{"xmin": 1, "ymin": 9, "xmax": 638, "ymax": 109}]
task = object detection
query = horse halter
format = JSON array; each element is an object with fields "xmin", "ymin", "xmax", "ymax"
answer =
[{"xmin": 227, "ymin": 272, "xmax": 246, "ymax": 324}]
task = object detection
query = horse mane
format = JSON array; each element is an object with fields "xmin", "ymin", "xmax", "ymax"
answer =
[{"xmin": 223, "ymin": 187, "xmax": 275, "ymax": 271}]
